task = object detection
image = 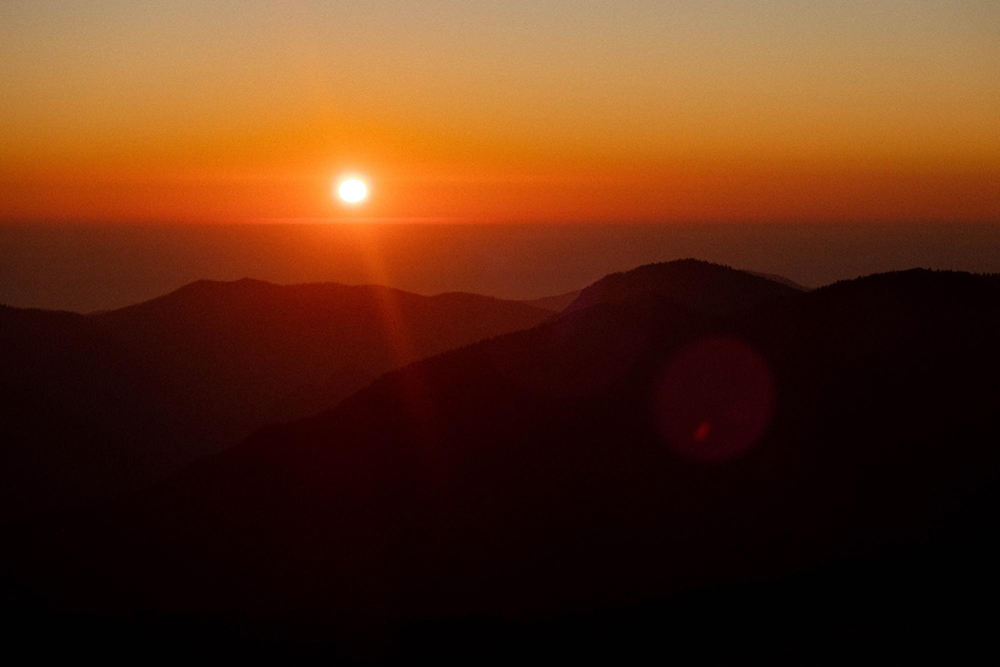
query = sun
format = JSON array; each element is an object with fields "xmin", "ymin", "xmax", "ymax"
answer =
[{"xmin": 336, "ymin": 177, "xmax": 367, "ymax": 204}]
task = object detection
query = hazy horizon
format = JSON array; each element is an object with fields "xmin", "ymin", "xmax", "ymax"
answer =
[{"xmin": 3, "ymin": 220, "xmax": 999, "ymax": 312}]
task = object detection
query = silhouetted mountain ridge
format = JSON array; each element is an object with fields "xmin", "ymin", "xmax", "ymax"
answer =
[
  {"xmin": 0, "ymin": 279, "xmax": 555, "ymax": 518},
  {"xmin": 564, "ymin": 258, "xmax": 801, "ymax": 314},
  {"xmin": 13, "ymin": 265, "xmax": 1000, "ymax": 664}
]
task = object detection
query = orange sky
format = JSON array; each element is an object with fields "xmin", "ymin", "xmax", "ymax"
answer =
[{"xmin": 1, "ymin": 1, "xmax": 998, "ymax": 224}]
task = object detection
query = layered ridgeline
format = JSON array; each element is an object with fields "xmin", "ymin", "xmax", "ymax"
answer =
[
  {"xmin": 0, "ymin": 280, "xmax": 557, "ymax": 517},
  {"xmin": 14, "ymin": 260, "xmax": 1000, "ymax": 662},
  {"xmin": 0, "ymin": 265, "xmax": 808, "ymax": 644},
  {"xmin": 15, "ymin": 262, "xmax": 1000, "ymax": 660}
]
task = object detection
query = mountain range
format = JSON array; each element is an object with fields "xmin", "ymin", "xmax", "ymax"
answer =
[
  {"xmin": 0, "ymin": 281, "xmax": 556, "ymax": 517},
  {"xmin": 7, "ymin": 259, "xmax": 1000, "ymax": 662}
]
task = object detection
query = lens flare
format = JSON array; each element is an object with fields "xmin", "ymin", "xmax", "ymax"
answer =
[{"xmin": 655, "ymin": 337, "xmax": 776, "ymax": 463}]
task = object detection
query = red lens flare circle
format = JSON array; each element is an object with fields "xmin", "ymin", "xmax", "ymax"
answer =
[{"xmin": 655, "ymin": 337, "xmax": 776, "ymax": 463}]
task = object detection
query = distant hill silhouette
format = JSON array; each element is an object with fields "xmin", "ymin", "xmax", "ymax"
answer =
[
  {"xmin": 564, "ymin": 258, "xmax": 801, "ymax": 314},
  {"xmin": 0, "ymin": 280, "xmax": 553, "ymax": 517},
  {"xmin": 89, "ymin": 279, "xmax": 557, "ymax": 456},
  {"xmin": 10, "ymin": 262, "xmax": 999, "ymax": 662}
]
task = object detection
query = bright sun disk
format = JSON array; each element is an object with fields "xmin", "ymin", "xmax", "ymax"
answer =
[{"xmin": 337, "ymin": 178, "xmax": 367, "ymax": 204}]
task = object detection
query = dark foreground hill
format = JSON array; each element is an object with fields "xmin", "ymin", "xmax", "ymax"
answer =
[
  {"xmin": 0, "ymin": 281, "xmax": 554, "ymax": 518},
  {"xmin": 8, "ymin": 262, "xmax": 1000, "ymax": 663}
]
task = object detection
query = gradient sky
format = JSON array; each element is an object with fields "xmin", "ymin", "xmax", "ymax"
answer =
[{"xmin": 1, "ymin": 0, "xmax": 998, "ymax": 223}]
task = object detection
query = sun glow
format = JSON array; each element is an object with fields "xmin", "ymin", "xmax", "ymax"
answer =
[{"xmin": 337, "ymin": 178, "xmax": 368, "ymax": 204}]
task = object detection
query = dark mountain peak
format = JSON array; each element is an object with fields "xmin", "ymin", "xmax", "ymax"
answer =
[
  {"xmin": 95, "ymin": 278, "xmax": 385, "ymax": 321},
  {"xmin": 112, "ymin": 277, "xmax": 284, "ymax": 311},
  {"xmin": 803, "ymin": 268, "xmax": 1000, "ymax": 334},
  {"xmin": 733, "ymin": 268, "xmax": 1000, "ymax": 380},
  {"xmin": 565, "ymin": 258, "xmax": 800, "ymax": 315},
  {"xmin": 805, "ymin": 267, "xmax": 1000, "ymax": 306}
]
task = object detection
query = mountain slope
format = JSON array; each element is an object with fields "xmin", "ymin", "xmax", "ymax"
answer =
[
  {"xmin": 14, "ymin": 266, "xmax": 1000, "ymax": 662},
  {"xmin": 89, "ymin": 279, "xmax": 556, "ymax": 462},
  {"xmin": 0, "ymin": 280, "xmax": 553, "ymax": 517}
]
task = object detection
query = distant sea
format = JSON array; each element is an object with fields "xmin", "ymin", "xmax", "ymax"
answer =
[{"xmin": 1, "ymin": 221, "xmax": 998, "ymax": 312}]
